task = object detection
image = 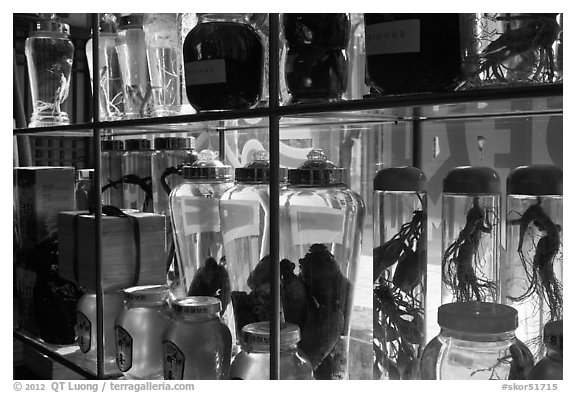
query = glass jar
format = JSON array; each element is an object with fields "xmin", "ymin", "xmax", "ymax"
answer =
[
  {"xmin": 373, "ymin": 167, "xmax": 427, "ymax": 380},
  {"xmin": 283, "ymin": 14, "xmax": 350, "ymax": 103},
  {"xmin": 364, "ymin": 14, "xmax": 461, "ymax": 95},
  {"xmin": 25, "ymin": 14, "xmax": 74, "ymax": 127},
  {"xmin": 75, "ymin": 169, "xmax": 95, "ymax": 212},
  {"xmin": 421, "ymin": 302, "xmax": 533, "ymax": 380},
  {"xmin": 279, "ymin": 149, "xmax": 365, "ymax": 380},
  {"xmin": 183, "ymin": 13, "xmax": 264, "ymax": 111},
  {"xmin": 86, "ymin": 13, "xmax": 124, "ymax": 121},
  {"xmin": 527, "ymin": 320, "xmax": 562, "ymax": 380},
  {"xmin": 503, "ymin": 165, "xmax": 562, "ymax": 360},
  {"xmin": 162, "ymin": 296, "xmax": 232, "ymax": 380},
  {"xmin": 115, "ymin": 285, "xmax": 170, "ymax": 379},
  {"xmin": 231, "ymin": 322, "xmax": 313, "ymax": 380},
  {"xmin": 460, "ymin": 14, "xmax": 562, "ymax": 89},
  {"xmin": 101, "ymin": 140, "xmax": 125, "ymax": 208},
  {"xmin": 441, "ymin": 166, "xmax": 501, "ymax": 304},
  {"xmin": 122, "ymin": 138, "xmax": 153, "ymax": 212},
  {"xmin": 116, "ymin": 14, "xmax": 151, "ymax": 119},
  {"xmin": 169, "ymin": 150, "xmax": 233, "ymax": 301}
]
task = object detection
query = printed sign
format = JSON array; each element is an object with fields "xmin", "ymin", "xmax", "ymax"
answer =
[
  {"xmin": 365, "ymin": 20, "xmax": 421, "ymax": 55},
  {"xmin": 76, "ymin": 311, "xmax": 91, "ymax": 353},
  {"xmin": 163, "ymin": 340, "xmax": 185, "ymax": 380},
  {"xmin": 115, "ymin": 326, "xmax": 133, "ymax": 372},
  {"xmin": 181, "ymin": 197, "xmax": 221, "ymax": 235},
  {"xmin": 185, "ymin": 59, "xmax": 226, "ymax": 86},
  {"xmin": 220, "ymin": 199, "xmax": 260, "ymax": 245},
  {"xmin": 289, "ymin": 205, "xmax": 346, "ymax": 246}
]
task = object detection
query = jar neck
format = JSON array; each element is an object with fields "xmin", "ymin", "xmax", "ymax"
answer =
[
  {"xmin": 198, "ymin": 13, "xmax": 249, "ymax": 24},
  {"xmin": 177, "ymin": 312, "xmax": 220, "ymax": 322},
  {"xmin": 439, "ymin": 327, "xmax": 516, "ymax": 342},
  {"xmin": 243, "ymin": 343, "xmax": 299, "ymax": 354}
]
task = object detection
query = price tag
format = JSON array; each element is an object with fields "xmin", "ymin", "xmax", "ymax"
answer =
[
  {"xmin": 181, "ymin": 197, "xmax": 221, "ymax": 235},
  {"xmin": 365, "ymin": 19, "xmax": 420, "ymax": 55},
  {"xmin": 220, "ymin": 199, "xmax": 260, "ymax": 245},
  {"xmin": 289, "ymin": 205, "xmax": 346, "ymax": 246},
  {"xmin": 185, "ymin": 59, "xmax": 226, "ymax": 85}
]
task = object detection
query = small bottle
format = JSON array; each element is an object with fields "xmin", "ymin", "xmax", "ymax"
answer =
[
  {"xmin": 527, "ymin": 320, "xmax": 563, "ymax": 380},
  {"xmin": 122, "ymin": 138, "xmax": 153, "ymax": 212},
  {"xmin": 162, "ymin": 296, "xmax": 232, "ymax": 380},
  {"xmin": 101, "ymin": 140, "xmax": 125, "ymax": 208},
  {"xmin": 231, "ymin": 322, "xmax": 313, "ymax": 380},
  {"xmin": 75, "ymin": 169, "xmax": 95, "ymax": 212}
]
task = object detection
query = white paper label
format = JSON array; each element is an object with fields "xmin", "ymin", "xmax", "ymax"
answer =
[
  {"xmin": 289, "ymin": 205, "xmax": 346, "ymax": 246},
  {"xmin": 365, "ymin": 20, "xmax": 420, "ymax": 55},
  {"xmin": 181, "ymin": 197, "xmax": 221, "ymax": 235},
  {"xmin": 184, "ymin": 59, "xmax": 226, "ymax": 86},
  {"xmin": 220, "ymin": 199, "xmax": 260, "ymax": 245}
]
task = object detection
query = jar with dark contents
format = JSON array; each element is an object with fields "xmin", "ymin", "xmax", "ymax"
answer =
[
  {"xmin": 183, "ymin": 13, "xmax": 264, "ymax": 111},
  {"xmin": 527, "ymin": 320, "xmax": 562, "ymax": 380},
  {"xmin": 283, "ymin": 14, "xmax": 350, "ymax": 103}
]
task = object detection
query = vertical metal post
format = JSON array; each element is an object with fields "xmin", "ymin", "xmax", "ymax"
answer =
[
  {"xmin": 412, "ymin": 107, "xmax": 422, "ymax": 169},
  {"xmin": 268, "ymin": 13, "xmax": 281, "ymax": 380}
]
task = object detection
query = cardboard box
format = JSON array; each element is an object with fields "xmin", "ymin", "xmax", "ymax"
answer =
[
  {"xmin": 58, "ymin": 211, "xmax": 167, "ymax": 291},
  {"xmin": 14, "ymin": 266, "xmax": 38, "ymax": 336}
]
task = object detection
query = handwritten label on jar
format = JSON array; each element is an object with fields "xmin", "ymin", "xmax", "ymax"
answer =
[
  {"xmin": 163, "ymin": 340, "xmax": 185, "ymax": 380},
  {"xmin": 76, "ymin": 311, "xmax": 92, "ymax": 353},
  {"xmin": 181, "ymin": 197, "xmax": 221, "ymax": 235},
  {"xmin": 185, "ymin": 59, "xmax": 227, "ymax": 86},
  {"xmin": 289, "ymin": 205, "xmax": 346, "ymax": 245},
  {"xmin": 115, "ymin": 326, "xmax": 133, "ymax": 372},
  {"xmin": 365, "ymin": 20, "xmax": 420, "ymax": 55},
  {"xmin": 220, "ymin": 199, "xmax": 260, "ymax": 245}
]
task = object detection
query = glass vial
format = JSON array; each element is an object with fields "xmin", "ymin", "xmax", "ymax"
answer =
[
  {"xmin": 373, "ymin": 167, "xmax": 427, "ymax": 380},
  {"xmin": 122, "ymin": 138, "xmax": 153, "ymax": 212},
  {"xmin": 75, "ymin": 169, "xmax": 95, "ymax": 212},
  {"xmin": 441, "ymin": 166, "xmax": 501, "ymax": 304},
  {"xmin": 527, "ymin": 320, "xmax": 563, "ymax": 380},
  {"xmin": 101, "ymin": 140, "xmax": 125, "ymax": 208}
]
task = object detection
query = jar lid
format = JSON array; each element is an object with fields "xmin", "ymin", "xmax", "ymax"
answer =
[
  {"xmin": 99, "ymin": 13, "xmax": 118, "ymax": 33},
  {"xmin": 182, "ymin": 149, "xmax": 232, "ymax": 181},
  {"xmin": 507, "ymin": 165, "xmax": 562, "ymax": 196},
  {"xmin": 543, "ymin": 320, "xmax": 562, "ymax": 352},
  {"xmin": 172, "ymin": 296, "xmax": 221, "ymax": 315},
  {"xmin": 235, "ymin": 150, "xmax": 288, "ymax": 184},
  {"xmin": 374, "ymin": 166, "xmax": 427, "ymax": 192},
  {"xmin": 196, "ymin": 13, "xmax": 250, "ymax": 22},
  {"xmin": 101, "ymin": 140, "xmax": 124, "ymax": 151},
  {"xmin": 33, "ymin": 14, "xmax": 70, "ymax": 35},
  {"xmin": 241, "ymin": 322, "xmax": 301, "ymax": 351},
  {"xmin": 287, "ymin": 149, "xmax": 346, "ymax": 186},
  {"xmin": 154, "ymin": 137, "xmax": 191, "ymax": 151},
  {"xmin": 75, "ymin": 169, "xmax": 94, "ymax": 182},
  {"xmin": 124, "ymin": 138, "xmax": 151, "ymax": 151},
  {"xmin": 119, "ymin": 13, "xmax": 144, "ymax": 28},
  {"xmin": 443, "ymin": 166, "xmax": 500, "ymax": 194},
  {"xmin": 123, "ymin": 284, "xmax": 168, "ymax": 305},
  {"xmin": 438, "ymin": 302, "xmax": 518, "ymax": 334}
]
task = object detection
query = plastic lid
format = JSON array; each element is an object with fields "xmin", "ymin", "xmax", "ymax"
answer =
[
  {"xmin": 119, "ymin": 14, "xmax": 144, "ymax": 28},
  {"xmin": 235, "ymin": 150, "xmax": 288, "ymax": 184},
  {"xmin": 241, "ymin": 322, "xmax": 301, "ymax": 352},
  {"xmin": 507, "ymin": 165, "xmax": 562, "ymax": 196},
  {"xmin": 75, "ymin": 169, "xmax": 94, "ymax": 181},
  {"xmin": 33, "ymin": 14, "xmax": 70, "ymax": 35},
  {"xmin": 154, "ymin": 137, "xmax": 191, "ymax": 151},
  {"xmin": 123, "ymin": 284, "xmax": 168, "ymax": 305},
  {"xmin": 374, "ymin": 166, "xmax": 427, "ymax": 192},
  {"xmin": 287, "ymin": 149, "xmax": 346, "ymax": 186},
  {"xmin": 443, "ymin": 166, "xmax": 500, "ymax": 194},
  {"xmin": 101, "ymin": 140, "xmax": 124, "ymax": 151},
  {"xmin": 124, "ymin": 138, "xmax": 151, "ymax": 151},
  {"xmin": 438, "ymin": 302, "xmax": 518, "ymax": 334},
  {"xmin": 172, "ymin": 296, "xmax": 221, "ymax": 315},
  {"xmin": 182, "ymin": 149, "xmax": 232, "ymax": 181},
  {"xmin": 543, "ymin": 320, "xmax": 562, "ymax": 351}
]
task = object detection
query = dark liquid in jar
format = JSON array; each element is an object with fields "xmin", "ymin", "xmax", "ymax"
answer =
[{"xmin": 183, "ymin": 22, "xmax": 264, "ymax": 111}]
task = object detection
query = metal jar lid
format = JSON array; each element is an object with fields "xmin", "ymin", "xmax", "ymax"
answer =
[
  {"xmin": 154, "ymin": 137, "xmax": 191, "ymax": 151},
  {"xmin": 374, "ymin": 166, "xmax": 427, "ymax": 192},
  {"xmin": 443, "ymin": 166, "xmax": 500, "ymax": 195},
  {"xmin": 75, "ymin": 169, "xmax": 94, "ymax": 182},
  {"xmin": 235, "ymin": 150, "xmax": 288, "ymax": 184},
  {"xmin": 182, "ymin": 149, "xmax": 232, "ymax": 181},
  {"xmin": 241, "ymin": 322, "xmax": 301, "ymax": 352},
  {"xmin": 124, "ymin": 138, "xmax": 151, "ymax": 151},
  {"xmin": 543, "ymin": 320, "xmax": 563, "ymax": 352},
  {"xmin": 438, "ymin": 302, "xmax": 518, "ymax": 334},
  {"xmin": 122, "ymin": 284, "xmax": 168, "ymax": 305},
  {"xmin": 507, "ymin": 165, "xmax": 562, "ymax": 196},
  {"xmin": 287, "ymin": 149, "xmax": 346, "ymax": 187},
  {"xmin": 33, "ymin": 14, "xmax": 70, "ymax": 35},
  {"xmin": 101, "ymin": 140, "xmax": 124, "ymax": 151},
  {"xmin": 119, "ymin": 13, "xmax": 144, "ymax": 29},
  {"xmin": 172, "ymin": 296, "xmax": 221, "ymax": 316}
]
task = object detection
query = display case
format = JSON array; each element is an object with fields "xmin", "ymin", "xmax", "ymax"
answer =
[{"xmin": 13, "ymin": 13, "xmax": 563, "ymax": 380}]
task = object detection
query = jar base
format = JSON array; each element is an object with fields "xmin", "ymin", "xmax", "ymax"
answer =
[{"xmin": 29, "ymin": 112, "xmax": 70, "ymax": 128}]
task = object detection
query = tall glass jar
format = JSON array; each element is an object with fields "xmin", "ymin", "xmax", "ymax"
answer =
[
  {"xmin": 169, "ymin": 150, "xmax": 233, "ymax": 301},
  {"xmin": 230, "ymin": 322, "xmax": 313, "ymax": 380},
  {"xmin": 441, "ymin": 166, "xmax": 501, "ymax": 304},
  {"xmin": 115, "ymin": 285, "xmax": 170, "ymax": 379},
  {"xmin": 279, "ymin": 149, "xmax": 365, "ymax": 380},
  {"xmin": 86, "ymin": 13, "xmax": 124, "ymax": 121},
  {"xmin": 162, "ymin": 296, "xmax": 232, "ymax": 380},
  {"xmin": 75, "ymin": 169, "xmax": 95, "ymax": 212},
  {"xmin": 101, "ymin": 140, "xmax": 125, "ymax": 208},
  {"xmin": 527, "ymin": 320, "xmax": 563, "ymax": 380},
  {"xmin": 503, "ymin": 165, "xmax": 562, "ymax": 360},
  {"xmin": 183, "ymin": 13, "xmax": 264, "ymax": 111},
  {"xmin": 373, "ymin": 167, "xmax": 427, "ymax": 380},
  {"xmin": 283, "ymin": 14, "xmax": 350, "ymax": 103},
  {"xmin": 420, "ymin": 302, "xmax": 533, "ymax": 380},
  {"xmin": 122, "ymin": 138, "xmax": 153, "ymax": 212},
  {"xmin": 25, "ymin": 14, "xmax": 74, "ymax": 127}
]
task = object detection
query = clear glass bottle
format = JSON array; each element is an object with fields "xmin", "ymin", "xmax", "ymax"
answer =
[
  {"xmin": 116, "ymin": 14, "xmax": 151, "ymax": 119},
  {"xmin": 101, "ymin": 140, "xmax": 125, "ymax": 208},
  {"xmin": 122, "ymin": 138, "xmax": 153, "ymax": 212},
  {"xmin": 25, "ymin": 13, "xmax": 74, "ymax": 127},
  {"xmin": 162, "ymin": 296, "xmax": 232, "ymax": 380},
  {"xmin": 183, "ymin": 13, "xmax": 264, "ymax": 111},
  {"xmin": 230, "ymin": 322, "xmax": 313, "ymax": 380},
  {"xmin": 460, "ymin": 13, "xmax": 562, "ymax": 89},
  {"xmin": 283, "ymin": 14, "xmax": 350, "ymax": 103},
  {"xmin": 115, "ymin": 285, "xmax": 170, "ymax": 379},
  {"xmin": 279, "ymin": 149, "xmax": 365, "ymax": 380},
  {"xmin": 441, "ymin": 166, "xmax": 501, "ymax": 304},
  {"xmin": 420, "ymin": 302, "xmax": 533, "ymax": 380},
  {"xmin": 143, "ymin": 14, "xmax": 182, "ymax": 117},
  {"xmin": 503, "ymin": 165, "xmax": 562, "ymax": 361},
  {"xmin": 75, "ymin": 169, "xmax": 95, "ymax": 212},
  {"xmin": 373, "ymin": 167, "xmax": 427, "ymax": 380},
  {"xmin": 169, "ymin": 150, "xmax": 234, "ymax": 301},
  {"xmin": 527, "ymin": 320, "xmax": 562, "ymax": 380},
  {"xmin": 86, "ymin": 13, "xmax": 124, "ymax": 121}
]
